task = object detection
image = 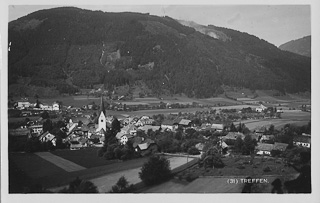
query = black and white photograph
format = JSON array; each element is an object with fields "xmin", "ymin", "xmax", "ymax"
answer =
[{"xmin": 1, "ymin": 0, "xmax": 320, "ymax": 202}]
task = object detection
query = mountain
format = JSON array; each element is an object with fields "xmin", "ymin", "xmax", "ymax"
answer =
[
  {"xmin": 8, "ymin": 7, "xmax": 311, "ymax": 98},
  {"xmin": 279, "ymin": 36, "xmax": 311, "ymax": 57}
]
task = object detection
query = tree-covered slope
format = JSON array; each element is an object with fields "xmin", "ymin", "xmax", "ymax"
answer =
[{"xmin": 8, "ymin": 7, "xmax": 311, "ymax": 98}]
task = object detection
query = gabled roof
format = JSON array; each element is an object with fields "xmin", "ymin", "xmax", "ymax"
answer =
[
  {"xmin": 293, "ymin": 136, "xmax": 311, "ymax": 143},
  {"xmin": 224, "ymin": 132, "xmax": 245, "ymax": 140},
  {"xmin": 138, "ymin": 125, "xmax": 161, "ymax": 132},
  {"xmin": 256, "ymin": 143, "xmax": 274, "ymax": 151},
  {"xmin": 179, "ymin": 119, "xmax": 191, "ymax": 126},
  {"xmin": 161, "ymin": 120, "xmax": 175, "ymax": 125},
  {"xmin": 262, "ymin": 135, "xmax": 275, "ymax": 140},
  {"xmin": 211, "ymin": 123, "xmax": 224, "ymax": 130}
]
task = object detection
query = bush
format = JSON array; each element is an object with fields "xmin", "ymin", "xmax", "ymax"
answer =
[
  {"xmin": 139, "ymin": 156, "xmax": 172, "ymax": 186},
  {"xmin": 188, "ymin": 147, "xmax": 200, "ymax": 155},
  {"xmin": 110, "ymin": 176, "xmax": 135, "ymax": 193},
  {"xmin": 114, "ymin": 147, "xmax": 123, "ymax": 160},
  {"xmin": 59, "ymin": 177, "xmax": 98, "ymax": 193}
]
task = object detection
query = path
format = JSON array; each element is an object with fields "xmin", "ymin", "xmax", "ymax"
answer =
[{"xmin": 35, "ymin": 152, "xmax": 86, "ymax": 172}]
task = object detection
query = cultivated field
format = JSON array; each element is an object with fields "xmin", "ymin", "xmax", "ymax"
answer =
[{"xmin": 234, "ymin": 111, "xmax": 311, "ymax": 130}]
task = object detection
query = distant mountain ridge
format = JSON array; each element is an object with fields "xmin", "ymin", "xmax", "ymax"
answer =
[
  {"xmin": 279, "ymin": 36, "xmax": 311, "ymax": 57},
  {"xmin": 8, "ymin": 7, "xmax": 311, "ymax": 98}
]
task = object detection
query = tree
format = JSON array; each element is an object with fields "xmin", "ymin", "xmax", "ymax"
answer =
[
  {"xmin": 110, "ymin": 176, "xmax": 135, "ymax": 193},
  {"xmin": 230, "ymin": 123, "xmax": 237, "ymax": 132},
  {"xmin": 43, "ymin": 119, "xmax": 53, "ymax": 133},
  {"xmin": 59, "ymin": 177, "xmax": 98, "ymax": 193},
  {"xmin": 41, "ymin": 111, "xmax": 50, "ymax": 119},
  {"xmin": 234, "ymin": 136, "xmax": 244, "ymax": 153},
  {"xmin": 111, "ymin": 117, "xmax": 121, "ymax": 134},
  {"xmin": 242, "ymin": 135, "xmax": 255, "ymax": 155},
  {"xmin": 139, "ymin": 156, "xmax": 172, "ymax": 186}
]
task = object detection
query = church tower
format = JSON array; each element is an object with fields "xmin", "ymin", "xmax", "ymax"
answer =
[{"xmin": 98, "ymin": 96, "xmax": 107, "ymax": 132}]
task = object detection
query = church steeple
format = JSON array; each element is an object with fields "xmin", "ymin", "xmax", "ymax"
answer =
[
  {"xmin": 97, "ymin": 96, "xmax": 107, "ymax": 132},
  {"xmin": 100, "ymin": 96, "xmax": 105, "ymax": 114}
]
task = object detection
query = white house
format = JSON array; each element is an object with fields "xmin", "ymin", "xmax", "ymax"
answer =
[
  {"xmin": 256, "ymin": 143, "xmax": 274, "ymax": 156},
  {"xmin": 39, "ymin": 132, "xmax": 56, "ymax": 146},
  {"xmin": 293, "ymin": 136, "xmax": 311, "ymax": 148},
  {"xmin": 52, "ymin": 102, "xmax": 60, "ymax": 111},
  {"xmin": 17, "ymin": 101, "xmax": 31, "ymax": 109},
  {"xmin": 211, "ymin": 123, "xmax": 224, "ymax": 132},
  {"xmin": 255, "ymin": 104, "xmax": 268, "ymax": 113},
  {"xmin": 29, "ymin": 125, "xmax": 43, "ymax": 135},
  {"xmin": 161, "ymin": 120, "xmax": 175, "ymax": 131},
  {"xmin": 40, "ymin": 103, "xmax": 53, "ymax": 111}
]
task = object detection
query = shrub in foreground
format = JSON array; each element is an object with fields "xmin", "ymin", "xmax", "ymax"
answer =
[{"xmin": 139, "ymin": 155, "xmax": 172, "ymax": 186}]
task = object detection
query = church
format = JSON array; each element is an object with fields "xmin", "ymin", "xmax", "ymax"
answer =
[{"xmin": 96, "ymin": 96, "xmax": 107, "ymax": 133}]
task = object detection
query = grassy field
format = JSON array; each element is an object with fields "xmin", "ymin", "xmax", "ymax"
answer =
[
  {"xmin": 234, "ymin": 111, "xmax": 311, "ymax": 130},
  {"xmin": 51, "ymin": 148, "xmax": 116, "ymax": 168},
  {"xmin": 9, "ymin": 150, "xmax": 149, "ymax": 190}
]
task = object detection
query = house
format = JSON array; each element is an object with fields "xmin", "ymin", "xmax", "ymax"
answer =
[
  {"xmin": 261, "ymin": 135, "xmax": 275, "ymax": 144},
  {"xmin": 17, "ymin": 101, "xmax": 31, "ymax": 109},
  {"xmin": 120, "ymin": 124, "xmax": 137, "ymax": 135},
  {"xmin": 223, "ymin": 132, "xmax": 246, "ymax": 141},
  {"xmin": 293, "ymin": 136, "xmax": 311, "ymax": 148},
  {"xmin": 29, "ymin": 125, "xmax": 43, "ymax": 135},
  {"xmin": 256, "ymin": 143, "xmax": 274, "ymax": 156},
  {"xmin": 135, "ymin": 139, "xmax": 158, "ymax": 156},
  {"xmin": 52, "ymin": 102, "xmax": 60, "ymax": 111},
  {"xmin": 120, "ymin": 134, "xmax": 134, "ymax": 145},
  {"xmin": 179, "ymin": 119, "xmax": 192, "ymax": 127},
  {"xmin": 135, "ymin": 118, "xmax": 155, "ymax": 126},
  {"xmin": 40, "ymin": 103, "xmax": 53, "ymax": 111},
  {"xmin": 138, "ymin": 125, "xmax": 161, "ymax": 133},
  {"xmin": 161, "ymin": 120, "xmax": 175, "ymax": 131},
  {"xmin": 39, "ymin": 132, "xmax": 56, "ymax": 146},
  {"xmin": 70, "ymin": 141, "xmax": 82, "ymax": 150},
  {"xmin": 255, "ymin": 104, "xmax": 267, "ymax": 113},
  {"xmin": 211, "ymin": 123, "xmax": 224, "ymax": 132}
]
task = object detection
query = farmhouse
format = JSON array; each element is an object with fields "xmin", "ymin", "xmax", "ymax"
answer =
[
  {"xmin": 17, "ymin": 101, "xmax": 31, "ymax": 109},
  {"xmin": 293, "ymin": 136, "xmax": 311, "ymax": 148},
  {"xmin": 223, "ymin": 132, "xmax": 246, "ymax": 141},
  {"xmin": 29, "ymin": 125, "xmax": 43, "ymax": 135},
  {"xmin": 211, "ymin": 123, "xmax": 224, "ymax": 132},
  {"xmin": 255, "ymin": 104, "xmax": 267, "ymax": 113},
  {"xmin": 52, "ymin": 102, "xmax": 60, "ymax": 111},
  {"xmin": 39, "ymin": 132, "xmax": 56, "ymax": 146},
  {"xmin": 161, "ymin": 120, "xmax": 175, "ymax": 131},
  {"xmin": 256, "ymin": 143, "xmax": 274, "ymax": 156},
  {"xmin": 138, "ymin": 125, "xmax": 161, "ymax": 133},
  {"xmin": 261, "ymin": 135, "xmax": 275, "ymax": 144}
]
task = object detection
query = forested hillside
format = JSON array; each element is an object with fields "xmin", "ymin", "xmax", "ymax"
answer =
[{"xmin": 8, "ymin": 7, "xmax": 311, "ymax": 98}]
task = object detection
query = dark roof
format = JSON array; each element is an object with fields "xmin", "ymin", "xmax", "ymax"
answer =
[
  {"xmin": 256, "ymin": 143, "xmax": 274, "ymax": 151},
  {"xmin": 293, "ymin": 136, "xmax": 311, "ymax": 143},
  {"xmin": 162, "ymin": 120, "xmax": 175, "ymax": 125},
  {"xmin": 224, "ymin": 132, "xmax": 245, "ymax": 140}
]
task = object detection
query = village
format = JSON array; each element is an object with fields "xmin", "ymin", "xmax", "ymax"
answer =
[{"xmin": 8, "ymin": 95, "xmax": 310, "ymax": 158}]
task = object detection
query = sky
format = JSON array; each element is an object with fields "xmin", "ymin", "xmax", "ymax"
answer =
[{"xmin": 7, "ymin": 5, "xmax": 311, "ymax": 46}]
